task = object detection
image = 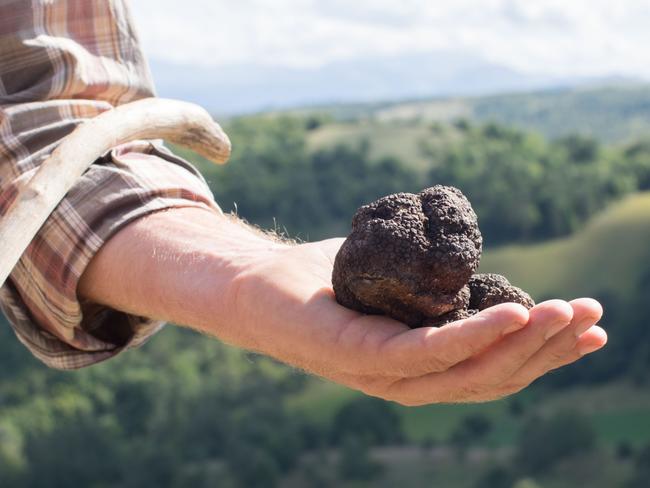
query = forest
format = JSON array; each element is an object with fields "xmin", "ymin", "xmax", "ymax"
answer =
[{"xmin": 2, "ymin": 86, "xmax": 650, "ymax": 487}]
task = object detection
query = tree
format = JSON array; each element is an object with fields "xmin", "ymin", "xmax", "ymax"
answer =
[
  {"xmin": 626, "ymin": 443, "xmax": 650, "ymax": 488},
  {"xmin": 516, "ymin": 411, "xmax": 596, "ymax": 475},
  {"xmin": 474, "ymin": 466, "xmax": 515, "ymax": 488},
  {"xmin": 330, "ymin": 397, "xmax": 404, "ymax": 446},
  {"xmin": 558, "ymin": 134, "xmax": 600, "ymax": 163},
  {"xmin": 449, "ymin": 414, "xmax": 492, "ymax": 458},
  {"xmin": 425, "ymin": 122, "xmax": 635, "ymax": 244},
  {"xmin": 337, "ymin": 435, "xmax": 383, "ymax": 481}
]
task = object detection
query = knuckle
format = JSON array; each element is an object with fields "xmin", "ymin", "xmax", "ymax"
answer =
[
  {"xmin": 546, "ymin": 348, "xmax": 571, "ymax": 365},
  {"xmin": 548, "ymin": 350, "xmax": 581, "ymax": 371}
]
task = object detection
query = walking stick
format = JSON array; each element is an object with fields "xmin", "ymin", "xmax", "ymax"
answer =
[{"xmin": 0, "ymin": 98, "xmax": 231, "ymax": 286}]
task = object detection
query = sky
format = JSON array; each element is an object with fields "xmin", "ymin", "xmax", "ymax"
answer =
[{"xmin": 130, "ymin": 0, "xmax": 650, "ymax": 79}]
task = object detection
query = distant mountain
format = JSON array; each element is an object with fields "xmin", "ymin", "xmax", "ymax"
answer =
[{"xmin": 149, "ymin": 51, "xmax": 589, "ymax": 116}]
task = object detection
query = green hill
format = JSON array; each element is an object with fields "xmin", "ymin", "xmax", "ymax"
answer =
[
  {"xmin": 306, "ymin": 119, "xmax": 438, "ymax": 170},
  {"xmin": 471, "ymin": 85, "xmax": 650, "ymax": 143},
  {"xmin": 480, "ymin": 191, "xmax": 650, "ymax": 299},
  {"xmin": 300, "ymin": 84, "xmax": 650, "ymax": 142}
]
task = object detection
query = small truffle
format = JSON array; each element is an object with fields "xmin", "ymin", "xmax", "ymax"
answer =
[
  {"xmin": 332, "ymin": 186, "xmax": 482, "ymax": 327},
  {"xmin": 468, "ymin": 273, "xmax": 535, "ymax": 310}
]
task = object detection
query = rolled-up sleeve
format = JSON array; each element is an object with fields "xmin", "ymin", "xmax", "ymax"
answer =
[{"xmin": 0, "ymin": 141, "xmax": 221, "ymax": 369}]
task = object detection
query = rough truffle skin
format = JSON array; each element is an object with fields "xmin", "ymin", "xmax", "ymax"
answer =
[
  {"xmin": 468, "ymin": 274, "xmax": 535, "ymax": 311},
  {"xmin": 332, "ymin": 186, "xmax": 483, "ymax": 327}
]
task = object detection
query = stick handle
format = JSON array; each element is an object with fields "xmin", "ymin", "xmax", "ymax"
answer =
[{"xmin": 0, "ymin": 98, "xmax": 231, "ymax": 286}]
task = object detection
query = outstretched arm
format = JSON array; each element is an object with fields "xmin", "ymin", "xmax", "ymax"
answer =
[{"xmin": 78, "ymin": 207, "xmax": 607, "ymax": 405}]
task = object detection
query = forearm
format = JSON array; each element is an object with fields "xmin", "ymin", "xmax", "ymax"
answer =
[{"xmin": 77, "ymin": 207, "xmax": 287, "ymax": 343}]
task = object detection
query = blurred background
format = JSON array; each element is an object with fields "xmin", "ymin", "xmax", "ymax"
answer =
[{"xmin": 2, "ymin": 1, "xmax": 650, "ymax": 487}]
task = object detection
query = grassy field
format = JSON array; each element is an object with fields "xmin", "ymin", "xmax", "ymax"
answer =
[{"xmin": 307, "ymin": 120, "xmax": 435, "ymax": 170}]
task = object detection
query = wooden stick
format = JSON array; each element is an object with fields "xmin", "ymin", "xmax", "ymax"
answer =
[{"xmin": 0, "ymin": 97, "xmax": 231, "ymax": 286}]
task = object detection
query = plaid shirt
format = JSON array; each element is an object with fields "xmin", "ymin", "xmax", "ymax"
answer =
[{"xmin": 0, "ymin": 0, "xmax": 220, "ymax": 369}]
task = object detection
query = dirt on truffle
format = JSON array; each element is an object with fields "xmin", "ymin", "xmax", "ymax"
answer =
[{"xmin": 332, "ymin": 185, "xmax": 535, "ymax": 327}]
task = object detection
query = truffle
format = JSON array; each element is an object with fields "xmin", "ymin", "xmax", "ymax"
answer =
[
  {"xmin": 468, "ymin": 273, "xmax": 535, "ymax": 311},
  {"xmin": 332, "ymin": 186, "xmax": 534, "ymax": 327}
]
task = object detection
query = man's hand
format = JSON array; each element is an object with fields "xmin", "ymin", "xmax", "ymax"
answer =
[{"xmin": 79, "ymin": 208, "xmax": 607, "ymax": 406}]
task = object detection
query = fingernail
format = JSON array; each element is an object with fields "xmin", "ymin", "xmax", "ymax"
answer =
[
  {"xmin": 544, "ymin": 320, "xmax": 570, "ymax": 340},
  {"xmin": 503, "ymin": 321, "xmax": 526, "ymax": 335},
  {"xmin": 579, "ymin": 342, "xmax": 602, "ymax": 356}
]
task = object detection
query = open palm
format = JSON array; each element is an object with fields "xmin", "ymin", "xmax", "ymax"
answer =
[{"xmin": 225, "ymin": 237, "xmax": 607, "ymax": 405}]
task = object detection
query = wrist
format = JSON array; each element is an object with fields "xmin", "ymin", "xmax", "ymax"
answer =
[{"xmin": 186, "ymin": 216, "xmax": 292, "ymax": 341}]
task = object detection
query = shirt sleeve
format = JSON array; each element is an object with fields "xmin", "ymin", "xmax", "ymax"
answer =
[{"xmin": 0, "ymin": 141, "xmax": 221, "ymax": 369}]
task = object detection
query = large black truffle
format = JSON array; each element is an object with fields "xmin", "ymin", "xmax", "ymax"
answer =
[
  {"xmin": 332, "ymin": 186, "xmax": 482, "ymax": 327},
  {"xmin": 332, "ymin": 186, "xmax": 534, "ymax": 327}
]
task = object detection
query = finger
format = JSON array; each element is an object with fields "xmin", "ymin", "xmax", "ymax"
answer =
[
  {"xmin": 373, "ymin": 303, "xmax": 529, "ymax": 377},
  {"xmin": 446, "ymin": 300, "xmax": 575, "ymax": 385},
  {"xmin": 385, "ymin": 300, "xmax": 573, "ymax": 402},
  {"xmin": 498, "ymin": 326, "xmax": 608, "ymax": 397},
  {"xmin": 494, "ymin": 299, "xmax": 603, "ymax": 393},
  {"xmin": 577, "ymin": 325, "xmax": 608, "ymax": 356},
  {"xmin": 337, "ymin": 302, "xmax": 605, "ymax": 406}
]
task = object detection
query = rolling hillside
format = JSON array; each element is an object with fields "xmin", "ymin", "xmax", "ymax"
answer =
[
  {"xmin": 480, "ymin": 192, "xmax": 650, "ymax": 300},
  {"xmin": 300, "ymin": 84, "xmax": 650, "ymax": 168},
  {"xmin": 299, "ymin": 84, "xmax": 650, "ymax": 141}
]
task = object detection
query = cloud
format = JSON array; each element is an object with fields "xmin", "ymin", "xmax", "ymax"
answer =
[{"xmin": 129, "ymin": 0, "xmax": 650, "ymax": 78}]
